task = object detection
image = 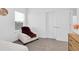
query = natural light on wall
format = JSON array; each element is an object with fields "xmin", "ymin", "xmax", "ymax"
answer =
[
  {"xmin": 15, "ymin": 11, "xmax": 25, "ymax": 22},
  {"xmin": 72, "ymin": 16, "xmax": 78, "ymax": 24}
]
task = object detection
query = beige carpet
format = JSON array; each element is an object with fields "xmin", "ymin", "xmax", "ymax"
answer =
[{"xmin": 14, "ymin": 38, "xmax": 68, "ymax": 51}]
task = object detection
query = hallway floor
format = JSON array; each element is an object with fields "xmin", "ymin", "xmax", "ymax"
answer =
[{"xmin": 14, "ymin": 38, "xmax": 68, "ymax": 51}]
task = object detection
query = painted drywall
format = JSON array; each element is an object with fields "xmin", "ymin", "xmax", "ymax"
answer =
[
  {"xmin": 77, "ymin": 8, "xmax": 79, "ymax": 23},
  {"xmin": 0, "ymin": 8, "xmax": 28, "ymax": 42},
  {"xmin": 0, "ymin": 8, "xmax": 72, "ymax": 42},
  {"xmin": 27, "ymin": 8, "xmax": 56, "ymax": 37},
  {"xmin": 15, "ymin": 8, "xmax": 26, "ymax": 13},
  {"xmin": 27, "ymin": 8, "xmax": 71, "ymax": 41},
  {"xmin": 27, "ymin": 12, "xmax": 46, "ymax": 37},
  {"xmin": 0, "ymin": 8, "xmax": 18, "ymax": 42}
]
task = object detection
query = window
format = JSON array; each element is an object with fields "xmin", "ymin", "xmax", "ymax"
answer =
[{"xmin": 15, "ymin": 11, "xmax": 25, "ymax": 30}]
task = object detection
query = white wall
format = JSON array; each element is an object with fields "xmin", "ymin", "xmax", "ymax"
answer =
[
  {"xmin": 27, "ymin": 12, "xmax": 46, "ymax": 37},
  {"xmin": 0, "ymin": 8, "xmax": 29, "ymax": 42},
  {"xmin": 77, "ymin": 8, "xmax": 79, "ymax": 23},
  {"xmin": 0, "ymin": 8, "xmax": 72, "ymax": 42},
  {"xmin": 27, "ymin": 8, "xmax": 71, "ymax": 41},
  {"xmin": 0, "ymin": 8, "xmax": 17, "ymax": 42},
  {"xmin": 15, "ymin": 8, "xmax": 26, "ymax": 13}
]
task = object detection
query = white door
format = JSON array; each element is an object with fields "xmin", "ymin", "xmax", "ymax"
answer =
[
  {"xmin": 46, "ymin": 12, "xmax": 57, "ymax": 39},
  {"xmin": 55, "ymin": 9, "xmax": 70, "ymax": 41},
  {"xmin": 47, "ymin": 9, "xmax": 70, "ymax": 41}
]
